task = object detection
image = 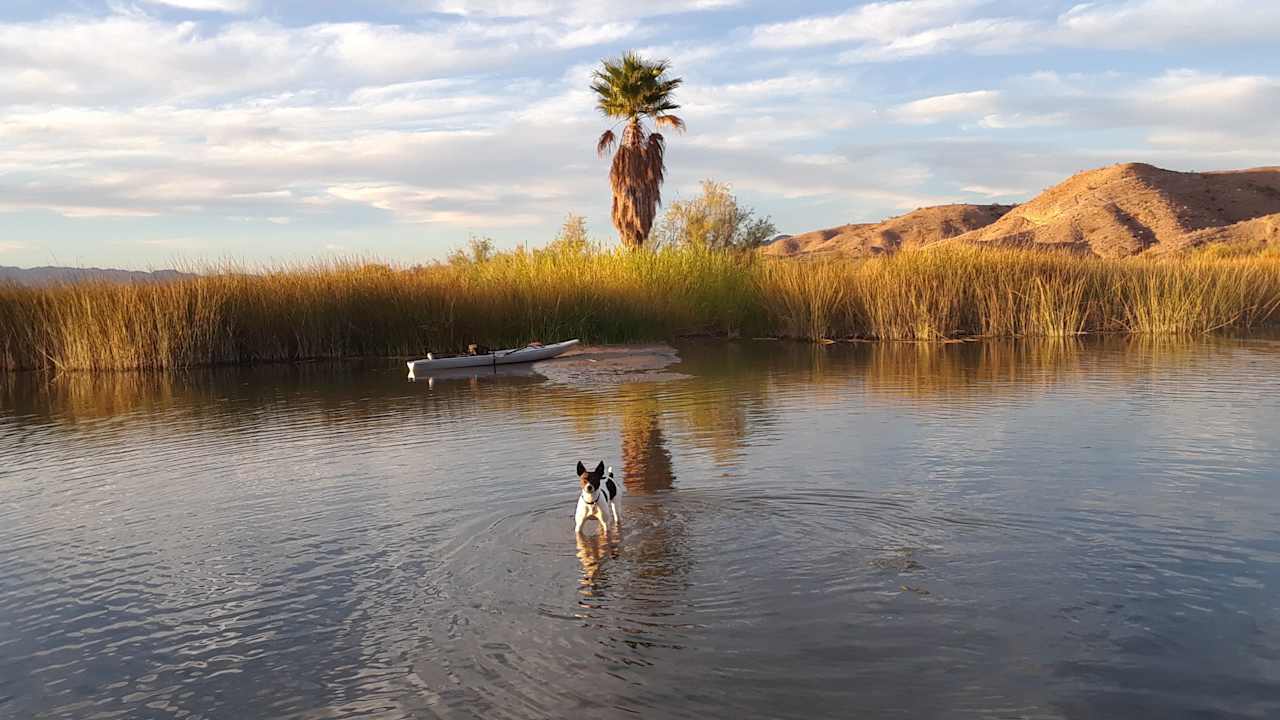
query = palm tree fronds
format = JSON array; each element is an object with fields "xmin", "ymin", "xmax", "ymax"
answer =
[
  {"xmin": 646, "ymin": 132, "xmax": 665, "ymax": 158},
  {"xmin": 655, "ymin": 115, "xmax": 686, "ymax": 133},
  {"xmin": 596, "ymin": 129, "xmax": 616, "ymax": 158},
  {"xmin": 591, "ymin": 53, "xmax": 683, "ymax": 121},
  {"xmin": 646, "ymin": 132, "xmax": 667, "ymax": 191}
]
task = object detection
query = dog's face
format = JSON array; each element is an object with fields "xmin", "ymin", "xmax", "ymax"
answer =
[{"xmin": 576, "ymin": 460, "xmax": 606, "ymax": 499}]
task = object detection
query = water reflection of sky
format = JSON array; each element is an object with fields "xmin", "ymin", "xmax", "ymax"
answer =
[{"xmin": 2, "ymin": 337, "xmax": 1279, "ymax": 718}]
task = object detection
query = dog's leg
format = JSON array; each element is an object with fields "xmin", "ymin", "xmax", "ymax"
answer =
[
  {"xmin": 610, "ymin": 501, "xmax": 620, "ymax": 526},
  {"xmin": 596, "ymin": 507, "xmax": 608, "ymax": 534},
  {"xmin": 574, "ymin": 504, "xmax": 587, "ymax": 534}
]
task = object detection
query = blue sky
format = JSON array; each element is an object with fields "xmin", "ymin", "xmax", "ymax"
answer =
[{"xmin": 2, "ymin": 0, "xmax": 1278, "ymax": 269}]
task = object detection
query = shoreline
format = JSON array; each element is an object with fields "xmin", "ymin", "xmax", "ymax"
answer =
[
  {"xmin": 5, "ymin": 330, "xmax": 1280, "ymax": 376},
  {"xmin": 4, "ymin": 245, "xmax": 1279, "ymax": 372}
]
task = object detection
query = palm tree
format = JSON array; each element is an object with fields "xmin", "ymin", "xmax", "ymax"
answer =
[{"xmin": 592, "ymin": 53, "xmax": 685, "ymax": 249}]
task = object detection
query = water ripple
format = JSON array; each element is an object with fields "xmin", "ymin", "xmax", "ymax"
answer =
[{"xmin": 2, "ymin": 339, "xmax": 1280, "ymax": 718}]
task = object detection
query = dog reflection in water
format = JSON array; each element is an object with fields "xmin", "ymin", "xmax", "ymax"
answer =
[{"xmin": 575, "ymin": 530, "xmax": 619, "ymax": 598}]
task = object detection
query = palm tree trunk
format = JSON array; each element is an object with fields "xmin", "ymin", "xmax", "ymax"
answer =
[{"xmin": 611, "ymin": 118, "xmax": 658, "ymax": 250}]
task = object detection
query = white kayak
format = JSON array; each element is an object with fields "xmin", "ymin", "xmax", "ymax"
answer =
[{"xmin": 407, "ymin": 339, "xmax": 579, "ymax": 378}]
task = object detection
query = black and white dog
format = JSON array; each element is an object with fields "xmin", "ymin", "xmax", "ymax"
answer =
[{"xmin": 574, "ymin": 461, "xmax": 620, "ymax": 534}]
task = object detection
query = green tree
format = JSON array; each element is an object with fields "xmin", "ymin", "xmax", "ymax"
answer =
[
  {"xmin": 656, "ymin": 180, "xmax": 777, "ymax": 250},
  {"xmin": 547, "ymin": 213, "xmax": 591, "ymax": 254},
  {"xmin": 592, "ymin": 53, "xmax": 685, "ymax": 249},
  {"xmin": 447, "ymin": 235, "xmax": 495, "ymax": 265}
]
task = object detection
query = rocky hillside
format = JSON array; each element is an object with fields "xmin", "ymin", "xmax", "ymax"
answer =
[
  {"xmin": 955, "ymin": 163, "xmax": 1280, "ymax": 257},
  {"xmin": 761, "ymin": 203, "xmax": 1013, "ymax": 257},
  {"xmin": 771, "ymin": 163, "xmax": 1280, "ymax": 258}
]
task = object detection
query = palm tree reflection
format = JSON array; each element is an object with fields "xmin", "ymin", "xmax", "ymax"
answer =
[
  {"xmin": 576, "ymin": 389, "xmax": 692, "ymax": 634},
  {"xmin": 619, "ymin": 386, "xmax": 675, "ymax": 495},
  {"xmin": 576, "ymin": 388, "xmax": 681, "ymax": 597}
]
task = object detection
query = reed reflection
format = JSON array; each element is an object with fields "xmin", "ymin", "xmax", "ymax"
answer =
[
  {"xmin": 847, "ymin": 335, "xmax": 1254, "ymax": 400},
  {"xmin": 6, "ymin": 337, "xmax": 1267, "ymax": 430}
]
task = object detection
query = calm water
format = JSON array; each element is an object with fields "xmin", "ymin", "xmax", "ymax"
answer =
[{"xmin": 3, "ymin": 339, "xmax": 1280, "ymax": 719}]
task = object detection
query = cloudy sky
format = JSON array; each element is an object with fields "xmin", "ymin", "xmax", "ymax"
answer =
[{"xmin": 1, "ymin": 0, "xmax": 1277, "ymax": 268}]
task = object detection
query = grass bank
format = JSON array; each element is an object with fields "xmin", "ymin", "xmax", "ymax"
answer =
[{"xmin": 3, "ymin": 245, "xmax": 1279, "ymax": 371}]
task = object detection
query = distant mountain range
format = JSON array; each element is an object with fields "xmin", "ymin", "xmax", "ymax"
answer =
[{"xmin": 0, "ymin": 266, "xmax": 194, "ymax": 286}]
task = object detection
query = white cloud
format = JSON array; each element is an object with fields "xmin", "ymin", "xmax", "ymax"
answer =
[
  {"xmin": 869, "ymin": 66, "xmax": 1280, "ymax": 194},
  {"xmin": 1003, "ymin": 70, "xmax": 1107, "ymax": 97},
  {"xmin": 685, "ymin": 113, "xmax": 862, "ymax": 150},
  {"xmin": 786, "ymin": 153, "xmax": 848, "ymax": 166},
  {"xmin": 1037, "ymin": 69, "xmax": 1280, "ymax": 135},
  {"xmin": 888, "ymin": 70, "xmax": 1280, "ymax": 138},
  {"xmin": 229, "ymin": 190, "xmax": 295, "ymax": 200},
  {"xmin": 750, "ymin": 0, "xmax": 1280, "ymax": 62},
  {"xmin": 675, "ymin": 72, "xmax": 874, "ymax": 150},
  {"xmin": 750, "ymin": 0, "xmax": 986, "ymax": 49},
  {"xmin": 141, "ymin": 0, "xmax": 254, "ymax": 12},
  {"xmin": 838, "ymin": 17, "xmax": 1037, "ymax": 62},
  {"xmin": 0, "ymin": 199, "xmax": 161, "ymax": 218},
  {"xmin": 0, "ymin": 9, "xmax": 620, "ymax": 227},
  {"xmin": 427, "ymin": 0, "xmax": 556, "ymax": 16},
  {"xmin": 1142, "ymin": 69, "xmax": 1278, "ymax": 110},
  {"xmin": 890, "ymin": 90, "xmax": 1001, "ymax": 124},
  {"xmin": 680, "ymin": 73, "xmax": 853, "ymax": 121},
  {"xmin": 0, "ymin": 13, "xmax": 633, "ymax": 107},
  {"xmin": 139, "ymin": 237, "xmax": 206, "ymax": 248},
  {"xmin": 555, "ymin": 21, "xmax": 642, "ymax": 49},
  {"xmin": 423, "ymin": 0, "xmax": 741, "ymax": 22},
  {"xmin": 326, "ymin": 184, "xmax": 548, "ymax": 226},
  {"xmin": 977, "ymin": 112, "xmax": 1066, "ymax": 129},
  {"xmin": 1057, "ymin": 0, "xmax": 1280, "ymax": 48},
  {"xmin": 962, "ymin": 184, "xmax": 1028, "ymax": 198},
  {"xmin": 749, "ymin": 0, "xmax": 1045, "ymax": 61}
]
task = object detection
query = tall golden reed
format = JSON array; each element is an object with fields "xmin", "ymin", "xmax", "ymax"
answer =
[{"xmin": 2, "ymin": 245, "xmax": 1278, "ymax": 371}]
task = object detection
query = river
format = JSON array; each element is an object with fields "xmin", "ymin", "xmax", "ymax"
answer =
[{"xmin": 2, "ymin": 338, "xmax": 1279, "ymax": 719}]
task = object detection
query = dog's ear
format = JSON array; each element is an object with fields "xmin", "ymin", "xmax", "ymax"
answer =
[
  {"xmin": 593, "ymin": 461, "xmax": 605, "ymax": 476},
  {"xmin": 576, "ymin": 460, "xmax": 587, "ymax": 477}
]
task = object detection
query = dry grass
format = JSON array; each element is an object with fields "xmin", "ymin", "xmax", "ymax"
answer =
[{"xmin": 3, "ymin": 245, "xmax": 1279, "ymax": 371}]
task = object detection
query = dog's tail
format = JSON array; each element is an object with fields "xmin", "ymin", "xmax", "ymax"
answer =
[{"xmin": 607, "ymin": 466, "xmax": 622, "ymax": 494}]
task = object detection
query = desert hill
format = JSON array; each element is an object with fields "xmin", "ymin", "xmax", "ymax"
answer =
[
  {"xmin": 956, "ymin": 163, "xmax": 1280, "ymax": 257},
  {"xmin": 771, "ymin": 163, "xmax": 1280, "ymax": 258},
  {"xmin": 761, "ymin": 203, "xmax": 1014, "ymax": 257}
]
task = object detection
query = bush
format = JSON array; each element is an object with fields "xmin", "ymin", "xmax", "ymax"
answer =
[
  {"xmin": 547, "ymin": 214, "xmax": 591, "ymax": 254},
  {"xmin": 655, "ymin": 180, "xmax": 777, "ymax": 250},
  {"xmin": 447, "ymin": 236, "xmax": 496, "ymax": 265}
]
